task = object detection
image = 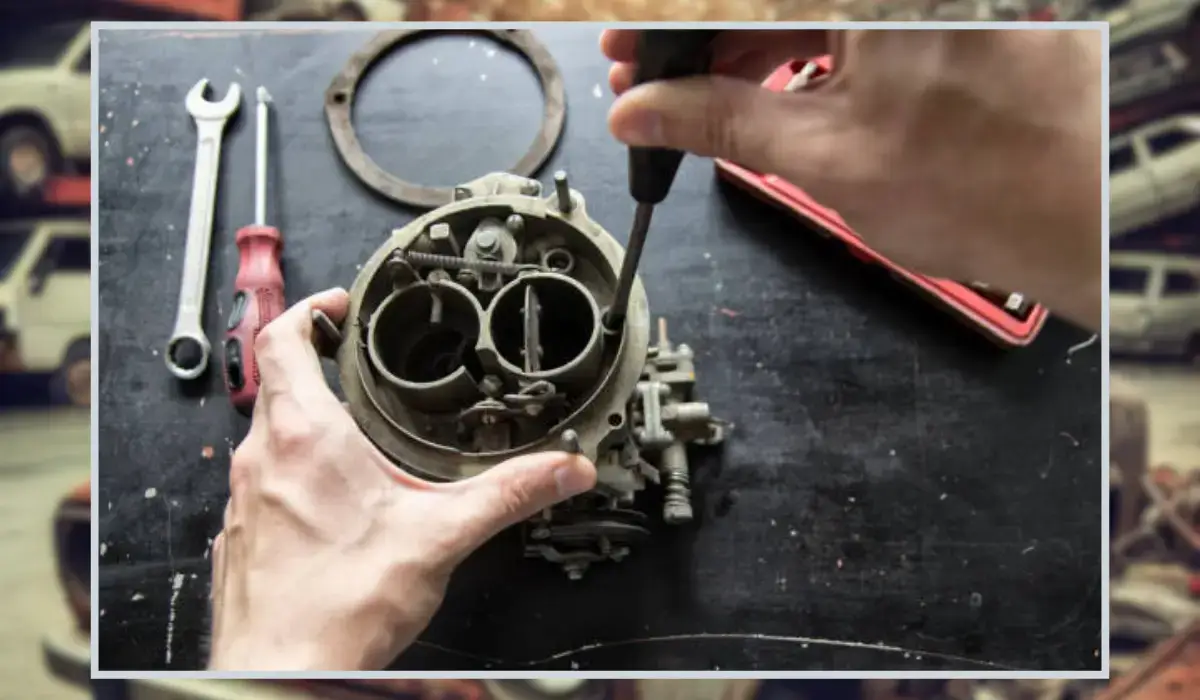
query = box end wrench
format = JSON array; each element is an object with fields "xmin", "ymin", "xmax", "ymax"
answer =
[{"xmin": 166, "ymin": 78, "xmax": 241, "ymax": 381}]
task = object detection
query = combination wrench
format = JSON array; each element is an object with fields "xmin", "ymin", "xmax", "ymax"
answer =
[{"xmin": 166, "ymin": 78, "xmax": 241, "ymax": 380}]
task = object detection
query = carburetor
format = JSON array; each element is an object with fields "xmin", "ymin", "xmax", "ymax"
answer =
[{"xmin": 331, "ymin": 172, "xmax": 727, "ymax": 579}]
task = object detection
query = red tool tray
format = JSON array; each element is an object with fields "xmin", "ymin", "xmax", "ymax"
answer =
[
  {"xmin": 714, "ymin": 58, "xmax": 1050, "ymax": 348},
  {"xmin": 42, "ymin": 176, "xmax": 90, "ymax": 208}
]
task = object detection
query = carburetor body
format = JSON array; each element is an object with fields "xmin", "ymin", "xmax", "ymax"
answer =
[{"xmin": 335, "ymin": 172, "xmax": 726, "ymax": 579}]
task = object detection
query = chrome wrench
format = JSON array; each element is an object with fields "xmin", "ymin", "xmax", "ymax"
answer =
[{"xmin": 166, "ymin": 79, "xmax": 241, "ymax": 380}]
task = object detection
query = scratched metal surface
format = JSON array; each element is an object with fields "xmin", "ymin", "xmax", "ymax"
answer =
[{"xmin": 94, "ymin": 27, "xmax": 1102, "ymax": 671}]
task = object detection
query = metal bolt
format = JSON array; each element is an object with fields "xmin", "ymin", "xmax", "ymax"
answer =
[
  {"xmin": 480, "ymin": 375, "xmax": 503, "ymax": 396},
  {"xmin": 505, "ymin": 214, "xmax": 524, "ymax": 234},
  {"xmin": 664, "ymin": 502, "xmax": 694, "ymax": 525},
  {"xmin": 554, "ymin": 170, "xmax": 573, "ymax": 213},
  {"xmin": 475, "ymin": 228, "xmax": 498, "ymax": 252},
  {"xmin": 427, "ymin": 222, "xmax": 460, "ymax": 256},
  {"xmin": 561, "ymin": 429, "xmax": 581, "ymax": 454}
]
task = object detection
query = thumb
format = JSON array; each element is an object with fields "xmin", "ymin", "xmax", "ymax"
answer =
[
  {"xmin": 445, "ymin": 451, "xmax": 596, "ymax": 558},
  {"xmin": 608, "ymin": 75, "xmax": 828, "ymax": 178}
]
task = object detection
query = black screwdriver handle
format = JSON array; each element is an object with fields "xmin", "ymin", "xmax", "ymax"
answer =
[{"xmin": 628, "ymin": 29, "xmax": 720, "ymax": 205}]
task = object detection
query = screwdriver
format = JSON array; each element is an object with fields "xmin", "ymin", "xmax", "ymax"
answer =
[
  {"xmin": 603, "ymin": 29, "xmax": 720, "ymax": 332},
  {"xmin": 224, "ymin": 86, "xmax": 285, "ymax": 415}
]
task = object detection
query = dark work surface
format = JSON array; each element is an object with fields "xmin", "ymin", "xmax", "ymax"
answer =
[{"xmin": 96, "ymin": 27, "xmax": 1103, "ymax": 672}]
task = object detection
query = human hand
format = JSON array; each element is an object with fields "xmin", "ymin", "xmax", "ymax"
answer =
[
  {"xmin": 603, "ymin": 29, "xmax": 1103, "ymax": 330},
  {"xmin": 208, "ymin": 288, "xmax": 596, "ymax": 670}
]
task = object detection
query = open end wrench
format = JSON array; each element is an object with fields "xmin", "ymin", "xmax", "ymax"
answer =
[{"xmin": 166, "ymin": 79, "xmax": 241, "ymax": 380}]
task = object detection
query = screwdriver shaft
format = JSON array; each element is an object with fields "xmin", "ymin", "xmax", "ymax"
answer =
[
  {"xmin": 604, "ymin": 202, "xmax": 654, "ymax": 331},
  {"xmin": 254, "ymin": 87, "xmax": 271, "ymax": 226}
]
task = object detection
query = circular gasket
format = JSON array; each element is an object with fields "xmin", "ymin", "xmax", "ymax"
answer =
[{"xmin": 325, "ymin": 29, "xmax": 566, "ymax": 209}]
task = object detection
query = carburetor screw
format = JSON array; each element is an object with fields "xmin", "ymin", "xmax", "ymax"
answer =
[{"xmin": 554, "ymin": 170, "xmax": 573, "ymax": 214}]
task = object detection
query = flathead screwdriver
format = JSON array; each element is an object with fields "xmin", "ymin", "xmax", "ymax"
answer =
[
  {"xmin": 224, "ymin": 86, "xmax": 285, "ymax": 414},
  {"xmin": 604, "ymin": 30, "xmax": 720, "ymax": 332}
]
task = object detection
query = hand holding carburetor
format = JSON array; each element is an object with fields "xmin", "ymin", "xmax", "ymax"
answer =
[{"xmin": 316, "ymin": 171, "xmax": 728, "ymax": 580}]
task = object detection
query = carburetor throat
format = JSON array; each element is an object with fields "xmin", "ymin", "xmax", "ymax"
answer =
[{"xmin": 336, "ymin": 172, "xmax": 726, "ymax": 579}]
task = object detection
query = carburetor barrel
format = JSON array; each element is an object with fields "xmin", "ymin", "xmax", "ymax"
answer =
[
  {"xmin": 365, "ymin": 280, "xmax": 485, "ymax": 412},
  {"xmin": 482, "ymin": 272, "xmax": 604, "ymax": 393}
]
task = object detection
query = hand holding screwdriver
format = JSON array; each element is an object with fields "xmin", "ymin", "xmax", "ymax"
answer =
[
  {"xmin": 605, "ymin": 30, "xmax": 719, "ymax": 332},
  {"xmin": 224, "ymin": 87, "xmax": 284, "ymax": 414},
  {"xmin": 603, "ymin": 29, "xmax": 1103, "ymax": 330}
]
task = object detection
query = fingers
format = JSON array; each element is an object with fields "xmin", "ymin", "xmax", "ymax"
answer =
[
  {"xmin": 609, "ymin": 75, "xmax": 835, "ymax": 177},
  {"xmin": 604, "ymin": 30, "xmax": 831, "ymax": 95},
  {"xmin": 254, "ymin": 288, "xmax": 349, "ymax": 409},
  {"xmin": 599, "ymin": 29, "xmax": 638, "ymax": 62},
  {"xmin": 442, "ymin": 451, "xmax": 596, "ymax": 559},
  {"xmin": 211, "ymin": 530, "xmax": 226, "ymax": 590}
]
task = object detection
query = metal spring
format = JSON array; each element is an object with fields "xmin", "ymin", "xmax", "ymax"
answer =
[{"xmin": 392, "ymin": 249, "xmax": 536, "ymax": 275}]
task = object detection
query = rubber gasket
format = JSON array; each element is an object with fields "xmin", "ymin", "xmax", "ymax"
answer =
[{"xmin": 325, "ymin": 29, "xmax": 566, "ymax": 209}]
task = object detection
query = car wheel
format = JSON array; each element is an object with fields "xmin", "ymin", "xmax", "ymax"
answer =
[
  {"xmin": 332, "ymin": 2, "xmax": 368, "ymax": 20},
  {"xmin": 0, "ymin": 123, "xmax": 61, "ymax": 198},
  {"xmin": 0, "ymin": 334, "xmax": 19, "ymax": 371},
  {"xmin": 64, "ymin": 357, "xmax": 89, "ymax": 407},
  {"xmin": 1183, "ymin": 333, "xmax": 1200, "ymax": 367},
  {"xmin": 51, "ymin": 340, "xmax": 90, "ymax": 408}
]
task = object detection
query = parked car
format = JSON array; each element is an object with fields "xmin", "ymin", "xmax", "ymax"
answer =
[
  {"xmin": 1110, "ymin": 252, "xmax": 1200, "ymax": 363},
  {"xmin": 0, "ymin": 20, "xmax": 90, "ymax": 200},
  {"xmin": 1110, "ymin": 114, "xmax": 1200, "ymax": 238},
  {"xmin": 0, "ymin": 218, "xmax": 90, "ymax": 405},
  {"xmin": 1092, "ymin": 0, "xmax": 1200, "ymax": 105},
  {"xmin": 1099, "ymin": 0, "xmax": 1200, "ymax": 49},
  {"xmin": 1111, "ymin": 38, "xmax": 1191, "ymax": 107}
]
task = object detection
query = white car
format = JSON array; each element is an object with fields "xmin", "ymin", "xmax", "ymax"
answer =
[
  {"xmin": 1109, "ymin": 251, "xmax": 1200, "ymax": 364},
  {"xmin": 1110, "ymin": 114, "xmax": 1200, "ymax": 237},
  {"xmin": 1100, "ymin": 0, "xmax": 1200, "ymax": 49},
  {"xmin": 1110, "ymin": 38, "xmax": 1190, "ymax": 106},
  {"xmin": 0, "ymin": 218, "xmax": 90, "ymax": 406},
  {"xmin": 1098, "ymin": 0, "xmax": 1200, "ymax": 105},
  {"xmin": 0, "ymin": 21, "xmax": 90, "ymax": 199}
]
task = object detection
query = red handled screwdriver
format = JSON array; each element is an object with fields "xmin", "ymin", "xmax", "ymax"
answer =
[{"xmin": 224, "ymin": 86, "xmax": 284, "ymax": 414}]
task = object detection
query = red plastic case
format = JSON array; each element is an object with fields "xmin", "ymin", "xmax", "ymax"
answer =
[{"xmin": 714, "ymin": 58, "xmax": 1049, "ymax": 348}]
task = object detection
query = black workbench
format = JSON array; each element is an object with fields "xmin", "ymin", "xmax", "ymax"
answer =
[{"xmin": 96, "ymin": 27, "xmax": 1103, "ymax": 672}]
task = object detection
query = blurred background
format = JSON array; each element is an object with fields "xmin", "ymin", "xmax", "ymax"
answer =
[{"xmin": 1, "ymin": 1, "xmax": 1196, "ymax": 699}]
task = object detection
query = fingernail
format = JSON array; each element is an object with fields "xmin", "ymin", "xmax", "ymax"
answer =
[
  {"xmin": 554, "ymin": 462, "xmax": 592, "ymax": 498},
  {"xmin": 620, "ymin": 111, "xmax": 664, "ymax": 146}
]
